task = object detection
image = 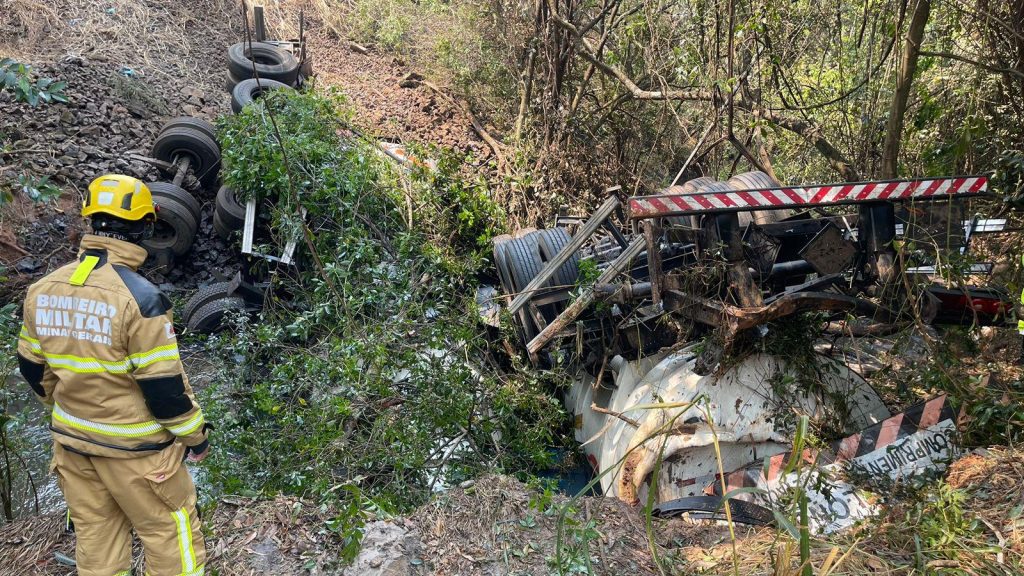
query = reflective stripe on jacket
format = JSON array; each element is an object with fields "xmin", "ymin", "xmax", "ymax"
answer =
[{"xmin": 16, "ymin": 235, "xmax": 208, "ymax": 458}]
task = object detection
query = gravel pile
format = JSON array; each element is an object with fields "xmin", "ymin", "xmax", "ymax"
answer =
[{"xmin": 0, "ymin": 56, "xmax": 239, "ymax": 292}]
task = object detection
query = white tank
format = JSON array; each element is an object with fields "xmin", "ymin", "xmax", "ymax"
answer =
[{"xmin": 566, "ymin": 347, "xmax": 890, "ymax": 504}]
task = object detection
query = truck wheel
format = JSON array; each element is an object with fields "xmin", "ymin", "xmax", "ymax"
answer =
[
  {"xmin": 492, "ymin": 236, "xmax": 516, "ymax": 296},
  {"xmin": 497, "ymin": 245, "xmax": 536, "ymax": 344},
  {"xmin": 142, "ymin": 197, "xmax": 198, "ymax": 257},
  {"xmin": 225, "ymin": 69, "xmax": 248, "ymax": 93},
  {"xmin": 186, "ymin": 296, "xmax": 246, "ymax": 333},
  {"xmin": 227, "ymin": 42, "xmax": 300, "ymax": 85},
  {"xmin": 535, "ymin": 228, "xmax": 580, "ymax": 288},
  {"xmin": 504, "ymin": 236, "xmax": 550, "ymax": 338},
  {"xmin": 231, "ymin": 78, "xmax": 293, "ymax": 114},
  {"xmin": 151, "ymin": 126, "xmax": 221, "ymax": 188},
  {"xmin": 665, "ymin": 176, "xmax": 716, "ymax": 233},
  {"xmin": 159, "ymin": 117, "xmax": 217, "ymax": 143},
  {"xmin": 212, "ymin": 210, "xmax": 235, "ymax": 240},
  {"xmin": 504, "ymin": 236, "xmax": 545, "ymax": 295},
  {"xmin": 182, "ymin": 282, "xmax": 233, "ymax": 325},
  {"xmin": 728, "ymin": 171, "xmax": 788, "ymax": 225},
  {"xmin": 215, "ymin": 185, "xmax": 246, "ymax": 230},
  {"xmin": 147, "ymin": 182, "xmax": 202, "ymax": 225}
]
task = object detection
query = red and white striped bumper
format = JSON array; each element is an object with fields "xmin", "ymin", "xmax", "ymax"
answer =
[{"xmin": 628, "ymin": 176, "xmax": 988, "ymax": 219}]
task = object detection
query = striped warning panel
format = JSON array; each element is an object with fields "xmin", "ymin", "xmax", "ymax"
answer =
[
  {"xmin": 700, "ymin": 395, "xmax": 956, "ymax": 497},
  {"xmin": 835, "ymin": 395, "xmax": 954, "ymax": 460},
  {"xmin": 704, "ymin": 449, "xmax": 823, "ymax": 497},
  {"xmin": 629, "ymin": 176, "xmax": 988, "ymax": 219}
]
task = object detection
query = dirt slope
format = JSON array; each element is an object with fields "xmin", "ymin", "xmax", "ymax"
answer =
[
  {"xmin": 0, "ymin": 0, "xmax": 243, "ymax": 297},
  {"xmin": 0, "ymin": 0, "xmax": 488, "ymax": 298}
]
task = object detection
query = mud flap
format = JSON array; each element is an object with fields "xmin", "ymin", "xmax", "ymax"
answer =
[{"xmin": 652, "ymin": 496, "xmax": 775, "ymax": 526}]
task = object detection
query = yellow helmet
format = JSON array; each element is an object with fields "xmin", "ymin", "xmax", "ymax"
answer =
[{"xmin": 82, "ymin": 174, "xmax": 156, "ymax": 221}]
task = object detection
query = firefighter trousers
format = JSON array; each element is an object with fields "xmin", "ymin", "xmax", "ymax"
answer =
[{"xmin": 52, "ymin": 441, "xmax": 206, "ymax": 576}]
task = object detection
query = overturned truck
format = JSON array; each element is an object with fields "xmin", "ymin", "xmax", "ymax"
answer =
[{"xmin": 489, "ymin": 172, "xmax": 1006, "ymax": 532}]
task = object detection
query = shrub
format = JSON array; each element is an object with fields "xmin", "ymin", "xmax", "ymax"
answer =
[{"xmin": 203, "ymin": 89, "xmax": 568, "ymax": 526}]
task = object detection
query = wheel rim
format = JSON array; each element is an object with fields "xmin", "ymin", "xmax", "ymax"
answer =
[{"xmin": 148, "ymin": 220, "xmax": 177, "ymax": 249}]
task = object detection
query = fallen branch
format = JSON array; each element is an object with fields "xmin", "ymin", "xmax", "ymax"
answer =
[
  {"xmin": 546, "ymin": 4, "xmax": 712, "ymax": 102},
  {"xmin": 919, "ymin": 50, "xmax": 1024, "ymax": 81},
  {"xmin": 591, "ymin": 403, "xmax": 640, "ymax": 428},
  {"xmin": 419, "ymin": 79, "xmax": 507, "ymax": 169},
  {"xmin": 0, "ymin": 238, "xmax": 29, "ymax": 256},
  {"xmin": 751, "ymin": 107, "xmax": 861, "ymax": 181}
]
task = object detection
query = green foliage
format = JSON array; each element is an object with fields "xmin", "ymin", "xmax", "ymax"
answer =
[
  {"xmin": 406, "ymin": 146, "xmax": 505, "ymax": 275},
  {"xmin": 0, "ymin": 298, "xmax": 42, "ymax": 523},
  {"xmin": 548, "ymin": 505, "xmax": 599, "ymax": 575},
  {"xmin": 0, "ymin": 171, "xmax": 61, "ymax": 206},
  {"xmin": 16, "ymin": 173, "xmax": 61, "ymax": 203},
  {"xmin": 204, "ymin": 89, "xmax": 567, "ymax": 525},
  {"xmin": 994, "ymin": 149, "xmax": 1024, "ymax": 205},
  {"xmin": 347, "ymin": 0, "xmax": 411, "ymax": 51},
  {"xmin": 0, "ymin": 59, "xmax": 67, "ymax": 107},
  {"xmin": 904, "ymin": 482, "xmax": 978, "ymax": 563}
]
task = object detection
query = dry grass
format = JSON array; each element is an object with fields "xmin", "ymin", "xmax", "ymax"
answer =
[
  {"xmin": 1, "ymin": 0, "xmax": 241, "ymax": 82},
  {"xmin": 412, "ymin": 474, "xmax": 671, "ymax": 575},
  {"xmin": 946, "ymin": 447, "xmax": 1024, "ymax": 567},
  {"xmin": 675, "ymin": 528, "xmax": 896, "ymax": 575},
  {"xmin": 0, "ymin": 495, "xmax": 346, "ymax": 576}
]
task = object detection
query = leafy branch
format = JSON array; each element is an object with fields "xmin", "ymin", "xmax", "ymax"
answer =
[{"xmin": 0, "ymin": 59, "xmax": 68, "ymax": 107}]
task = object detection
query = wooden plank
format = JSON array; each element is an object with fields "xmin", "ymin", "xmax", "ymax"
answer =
[
  {"xmin": 527, "ymin": 236, "xmax": 645, "ymax": 356},
  {"xmin": 643, "ymin": 220, "xmax": 662, "ymax": 307},
  {"xmin": 507, "ymin": 195, "xmax": 621, "ymax": 315}
]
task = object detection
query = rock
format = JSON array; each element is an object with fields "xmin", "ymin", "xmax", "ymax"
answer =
[
  {"xmin": 341, "ymin": 520, "xmax": 420, "ymax": 576},
  {"xmin": 398, "ymin": 72, "xmax": 423, "ymax": 89},
  {"xmin": 15, "ymin": 257, "xmax": 42, "ymax": 273}
]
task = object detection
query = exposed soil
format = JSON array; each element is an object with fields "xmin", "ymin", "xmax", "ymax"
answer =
[
  {"xmin": 306, "ymin": 22, "xmax": 489, "ymax": 161},
  {"xmin": 0, "ymin": 0, "xmax": 243, "ymax": 298}
]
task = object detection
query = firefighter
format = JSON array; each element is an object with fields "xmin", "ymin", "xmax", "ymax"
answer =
[{"xmin": 15, "ymin": 174, "xmax": 209, "ymax": 576}]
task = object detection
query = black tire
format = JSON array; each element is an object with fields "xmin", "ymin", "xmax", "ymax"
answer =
[
  {"xmin": 727, "ymin": 171, "xmax": 788, "ymax": 225},
  {"xmin": 215, "ymin": 185, "xmax": 246, "ymax": 230},
  {"xmin": 505, "ymin": 236, "xmax": 545, "ymax": 295},
  {"xmin": 186, "ymin": 296, "xmax": 246, "ymax": 333},
  {"xmin": 492, "ymin": 235, "xmax": 515, "ymax": 296},
  {"xmin": 663, "ymin": 177, "xmax": 717, "ymax": 233},
  {"xmin": 225, "ymin": 69, "xmax": 247, "ymax": 93},
  {"xmin": 182, "ymin": 282, "xmax": 234, "ymax": 324},
  {"xmin": 160, "ymin": 117, "xmax": 217, "ymax": 143},
  {"xmin": 504, "ymin": 236, "xmax": 550, "ymax": 339},
  {"xmin": 151, "ymin": 127, "xmax": 221, "ymax": 188},
  {"xmin": 147, "ymin": 182, "xmax": 201, "ymax": 225},
  {"xmin": 227, "ymin": 42, "xmax": 299, "ymax": 85},
  {"xmin": 231, "ymin": 78, "xmax": 293, "ymax": 114},
  {"xmin": 212, "ymin": 210, "xmax": 234, "ymax": 240},
  {"xmin": 535, "ymin": 228, "xmax": 580, "ymax": 289},
  {"xmin": 142, "ymin": 197, "xmax": 198, "ymax": 257},
  {"xmin": 494, "ymin": 242, "xmax": 537, "ymax": 343},
  {"xmin": 728, "ymin": 170, "xmax": 779, "ymax": 190}
]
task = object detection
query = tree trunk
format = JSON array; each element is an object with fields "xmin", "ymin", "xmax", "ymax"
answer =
[{"xmin": 881, "ymin": 0, "xmax": 930, "ymax": 178}]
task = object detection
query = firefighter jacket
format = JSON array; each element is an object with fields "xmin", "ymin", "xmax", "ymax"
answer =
[{"xmin": 16, "ymin": 234, "xmax": 209, "ymax": 459}]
